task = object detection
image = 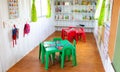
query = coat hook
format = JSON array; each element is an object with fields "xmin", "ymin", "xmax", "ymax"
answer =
[{"xmin": 3, "ymin": 21, "xmax": 5, "ymax": 28}]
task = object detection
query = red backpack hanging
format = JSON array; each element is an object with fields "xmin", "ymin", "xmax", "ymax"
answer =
[
  {"xmin": 12, "ymin": 25, "xmax": 19, "ymax": 47},
  {"xmin": 23, "ymin": 22, "xmax": 30, "ymax": 37}
]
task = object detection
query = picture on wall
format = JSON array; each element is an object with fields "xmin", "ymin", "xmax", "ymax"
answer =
[{"xmin": 8, "ymin": 0, "xmax": 19, "ymax": 19}]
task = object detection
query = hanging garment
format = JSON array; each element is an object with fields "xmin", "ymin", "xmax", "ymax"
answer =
[
  {"xmin": 23, "ymin": 22, "xmax": 30, "ymax": 37},
  {"xmin": 12, "ymin": 25, "xmax": 19, "ymax": 47}
]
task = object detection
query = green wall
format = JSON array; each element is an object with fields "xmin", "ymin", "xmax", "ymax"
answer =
[{"xmin": 113, "ymin": 12, "xmax": 120, "ymax": 72}]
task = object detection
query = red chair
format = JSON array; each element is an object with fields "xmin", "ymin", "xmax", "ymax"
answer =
[
  {"xmin": 68, "ymin": 26, "xmax": 75, "ymax": 29},
  {"xmin": 61, "ymin": 26, "xmax": 76, "ymax": 39},
  {"xmin": 76, "ymin": 28, "xmax": 86, "ymax": 42},
  {"xmin": 61, "ymin": 28, "xmax": 69, "ymax": 39},
  {"xmin": 67, "ymin": 30, "xmax": 78, "ymax": 42}
]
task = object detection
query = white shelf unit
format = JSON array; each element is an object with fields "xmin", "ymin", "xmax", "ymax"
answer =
[{"xmin": 54, "ymin": 0, "xmax": 97, "ymax": 32}]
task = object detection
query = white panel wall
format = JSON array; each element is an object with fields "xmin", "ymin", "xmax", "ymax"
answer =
[
  {"xmin": 93, "ymin": 22, "xmax": 115, "ymax": 72},
  {"xmin": 0, "ymin": 0, "xmax": 55, "ymax": 72},
  {"xmin": 0, "ymin": 1, "xmax": 4, "ymax": 72}
]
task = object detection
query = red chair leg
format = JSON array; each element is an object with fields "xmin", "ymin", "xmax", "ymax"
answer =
[
  {"xmin": 81, "ymin": 33, "xmax": 86, "ymax": 42},
  {"xmin": 75, "ymin": 35, "xmax": 78, "ymax": 43}
]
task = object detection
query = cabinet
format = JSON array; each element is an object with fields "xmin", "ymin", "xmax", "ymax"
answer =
[{"xmin": 54, "ymin": 0, "xmax": 97, "ymax": 32}]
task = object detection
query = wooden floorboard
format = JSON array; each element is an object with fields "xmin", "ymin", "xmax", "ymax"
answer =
[{"xmin": 7, "ymin": 31, "xmax": 105, "ymax": 72}]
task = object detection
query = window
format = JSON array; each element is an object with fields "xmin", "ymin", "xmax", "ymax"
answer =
[
  {"xmin": 41, "ymin": 0, "xmax": 48, "ymax": 16},
  {"xmin": 32, "ymin": 0, "xmax": 48, "ymax": 17},
  {"xmin": 94, "ymin": 0, "xmax": 103, "ymax": 19},
  {"xmin": 35, "ymin": 0, "xmax": 41, "ymax": 17}
]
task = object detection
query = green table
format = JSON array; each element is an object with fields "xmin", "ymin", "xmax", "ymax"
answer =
[{"xmin": 39, "ymin": 40, "xmax": 77, "ymax": 70}]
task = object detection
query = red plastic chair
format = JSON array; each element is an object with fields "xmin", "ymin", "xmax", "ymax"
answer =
[
  {"xmin": 68, "ymin": 26, "xmax": 75, "ymax": 29},
  {"xmin": 67, "ymin": 30, "xmax": 78, "ymax": 42},
  {"xmin": 76, "ymin": 28, "xmax": 86, "ymax": 42},
  {"xmin": 61, "ymin": 28, "xmax": 70, "ymax": 39},
  {"xmin": 61, "ymin": 26, "xmax": 76, "ymax": 39}
]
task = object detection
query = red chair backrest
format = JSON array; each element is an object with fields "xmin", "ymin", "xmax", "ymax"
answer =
[
  {"xmin": 68, "ymin": 30, "xmax": 76, "ymax": 37},
  {"xmin": 68, "ymin": 26, "xmax": 75, "ymax": 29}
]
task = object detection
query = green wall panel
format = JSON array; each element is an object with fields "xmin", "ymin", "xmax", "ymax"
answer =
[{"xmin": 113, "ymin": 12, "xmax": 120, "ymax": 72}]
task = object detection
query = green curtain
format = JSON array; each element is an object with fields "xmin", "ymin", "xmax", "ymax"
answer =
[
  {"xmin": 46, "ymin": 0, "xmax": 51, "ymax": 18},
  {"xmin": 31, "ymin": 0, "xmax": 37, "ymax": 22},
  {"xmin": 98, "ymin": 0, "xmax": 106, "ymax": 26}
]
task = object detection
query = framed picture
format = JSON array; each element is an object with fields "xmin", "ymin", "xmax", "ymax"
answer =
[{"xmin": 8, "ymin": 0, "xmax": 19, "ymax": 19}]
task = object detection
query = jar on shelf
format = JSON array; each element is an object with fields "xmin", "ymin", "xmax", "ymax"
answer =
[
  {"xmin": 91, "ymin": 1, "xmax": 96, "ymax": 5},
  {"xmin": 55, "ymin": 1, "xmax": 60, "ymax": 5},
  {"xmin": 58, "ymin": 1, "xmax": 60, "ymax": 5},
  {"xmin": 59, "ymin": 14, "xmax": 64, "ymax": 20},
  {"xmin": 60, "ymin": 1, "xmax": 63, "ymax": 5},
  {"xmin": 55, "ymin": 15, "xmax": 59, "ymax": 20},
  {"xmin": 64, "ymin": 15, "xmax": 69, "ymax": 20},
  {"xmin": 65, "ymin": 2, "xmax": 70, "ymax": 5},
  {"xmin": 55, "ymin": 6, "xmax": 62, "ymax": 12},
  {"xmin": 73, "ymin": 0, "xmax": 78, "ymax": 5}
]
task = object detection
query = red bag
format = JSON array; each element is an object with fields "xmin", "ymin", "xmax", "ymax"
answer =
[{"xmin": 23, "ymin": 22, "xmax": 30, "ymax": 37}]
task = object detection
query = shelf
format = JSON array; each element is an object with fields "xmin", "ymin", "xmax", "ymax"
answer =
[
  {"xmin": 55, "ymin": 12, "xmax": 95, "ymax": 14},
  {"xmin": 55, "ymin": 5, "xmax": 96, "ymax": 7},
  {"xmin": 55, "ymin": 20, "xmax": 95, "ymax": 22},
  {"xmin": 72, "ymin": 12, "xmax": 95, "ymax": 14},
  {"xmin": 74, "ymin": 20, "xmax": 95, "ymax": 22},
  {"xmin": 55, "ymin": 25, "xmax": 94, "ymax": 29},
  {"xmin": 54, "ymin": 0, "xmax": 96, "ymax": 32},
  {"xmin": 55, "ymin": 20, "xmax": 72, "ymax": 21},
  {"xmin": 55, "ymin": 12, "xmax": 72, "ymax": 14}
]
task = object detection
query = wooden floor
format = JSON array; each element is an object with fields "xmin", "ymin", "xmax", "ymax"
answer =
[{"xmin": 8, "ymin": 31, "xmax": 105, "ymax": 72}]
